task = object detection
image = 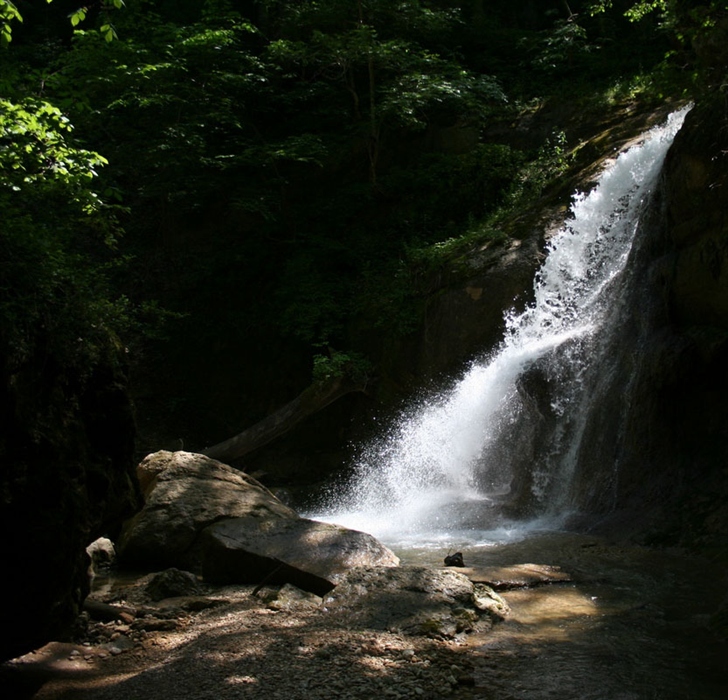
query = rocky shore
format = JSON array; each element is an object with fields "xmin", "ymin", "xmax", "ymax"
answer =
[
  {"xmin": 5, "ymin": 531, "xmax": 727, "ymax": 700},
  {"xmin": 5, "ymin": 572, "xmax": 488, "ymax": 700}
]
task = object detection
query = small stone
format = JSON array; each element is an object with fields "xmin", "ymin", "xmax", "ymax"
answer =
[
  {"xmin": 109, "ymin": 646, "xmax": 123, "ymax": 656},
  {"xmin": 68, "ymin": 649, "xmax": 81, "ymax": 658}
]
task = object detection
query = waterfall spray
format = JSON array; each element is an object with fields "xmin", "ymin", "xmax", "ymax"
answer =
[{"xmin": 312, "ymin": 107, "xmax": 691, "ymax": 548}]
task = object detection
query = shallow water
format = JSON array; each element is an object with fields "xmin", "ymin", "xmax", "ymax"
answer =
[
  {"xmin": 397, "ymin": 531, "xmax": 728, "ymax": 699},
  {"xmin": 85, "ymin": 530, "xmax": 726, "ymax": 699}
]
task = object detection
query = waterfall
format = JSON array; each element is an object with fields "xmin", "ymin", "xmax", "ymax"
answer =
[{"xmin": 312, "ymin": 107, "xmax": 691, "ymax": 548}]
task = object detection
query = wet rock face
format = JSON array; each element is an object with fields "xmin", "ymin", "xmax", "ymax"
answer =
[
  {"xmin": 570, "ymin": 101, "xmax": 728, "ymax": 552},
  {"xmin": 415, "ymin": 237, "xmax": 544, "ymax": 377},
  {"xmin": 663, "ymin": 102, "xmax": 728, "ymax": 331},
  {"xmin": 363, "ymin": 236, "xmax": 545, "ymax": 399},
  {"xmin": 0, "ymin": 352, "xmax": 137, "ymax": 662},
  {"xmin": 653, "ymin": 100, "xmax": 728, "ymax": 551}
]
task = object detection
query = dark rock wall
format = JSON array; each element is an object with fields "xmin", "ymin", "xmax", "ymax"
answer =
[
  {"xmin": 0, "ymin": 343, "xmax": 138, "ymax": 661},
  {"xmin": 568, "ymin": 100, "xmax": 728, "ymax": 556}
]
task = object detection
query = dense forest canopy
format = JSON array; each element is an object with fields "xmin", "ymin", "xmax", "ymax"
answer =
[{"xmin": 1, "ymin": 0, "xmax": 722, "ymax": 451}]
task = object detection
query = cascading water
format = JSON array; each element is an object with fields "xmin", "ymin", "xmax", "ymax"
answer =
[{"xmin": 312, "ymin": 107, "xmax": 691, "ymax": 548}]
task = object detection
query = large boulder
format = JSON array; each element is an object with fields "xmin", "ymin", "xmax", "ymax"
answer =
[
  {"xmin": 320, "ymin": 566, "xmax": 508, "ymax": 637},
  {"xmin": 117, "ymin": 451, "xmax": 399, "ymax": 592},
  {"xmin": 117, "ymin": 451, "xmax": 297, "ymax": 570},
  {"xmin": 201, "ymin": 516, "xmax": 400, "ymax": 595}
]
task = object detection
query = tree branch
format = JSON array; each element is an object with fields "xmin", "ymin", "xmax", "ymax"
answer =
[{"xmin": 202, "ymin": 373, "xmax": 368, "ymax": 464}]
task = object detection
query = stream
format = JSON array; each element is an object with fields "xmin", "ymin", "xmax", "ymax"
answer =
[{"xmin": 396, "ymin": 531, "xmax": 727, "ymax": 699}]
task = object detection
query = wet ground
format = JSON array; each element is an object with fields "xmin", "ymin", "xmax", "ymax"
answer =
[
  {"xmin": 5, "ymin": 531, "xmax": 727, "ymax": 700},
  {"xmin": 397, "ymin": 531, "xmax": 728, "ymax": 699}
]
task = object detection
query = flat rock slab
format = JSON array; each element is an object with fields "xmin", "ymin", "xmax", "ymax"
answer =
[
  {"xmin": 461, "ymin": 563, "xmax": 573, "ymax": 590},
  {"xmin": 201, "ymin": 517, "xmax": 400, "ymax": 595},
  {"xmin": 321, "ymin": 566, "xmax": 509, "ymax": 637}
]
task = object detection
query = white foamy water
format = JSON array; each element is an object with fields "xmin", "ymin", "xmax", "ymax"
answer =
[{"xmin": 310, "ymin": 107, "xmax": 690, "ymax": 548}]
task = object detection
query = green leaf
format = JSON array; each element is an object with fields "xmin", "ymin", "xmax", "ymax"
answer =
[{"xmin": 69, "ymin": 9, "xmax": 86, "ymax": 27}]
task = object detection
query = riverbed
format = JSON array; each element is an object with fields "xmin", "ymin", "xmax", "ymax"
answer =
[
  {"xmin": 398, "ymin": 531, "xmax": 727, "ymax": 699},
  {"xmin": 6, "ymin": 531, "xmax": 726, "ymax": 700}
]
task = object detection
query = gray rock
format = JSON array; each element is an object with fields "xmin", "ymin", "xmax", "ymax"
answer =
[
  {"xmin": 145, "ymin": 568, "xmax": 201, "ymax": 601},
  {"xmin": 116, "ymin": 451, "xmax": 399, "ymax": 593},
  {"xmin": 262, "ymin": 583, "xmax": 323, "ymax": 611},
  {"xmin": 201, "ymin": 516, "xmax": 399, "ymax": 595},
  {"xmin": 321, "ymin": 566, "xmax": 509, "ymax": 637},
  {"xmin": 472, "ymin": 583, "xmax": 510, "ymax": 618},
  {"xmin": 86, "ymin": 537, "xmax": 116, "ymax": 577},
  {"xmin": 117, "ymin": 451, "xmax": 297, "ymax": 570}
]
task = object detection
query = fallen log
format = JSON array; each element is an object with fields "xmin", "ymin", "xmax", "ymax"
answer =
[
  {"xmin": 83, "ymin": 599, "xmax": 136, "ymax": 622},
  {"xmin": 202, "ymin": 372, "xmax": 367, "ymax": 464}
]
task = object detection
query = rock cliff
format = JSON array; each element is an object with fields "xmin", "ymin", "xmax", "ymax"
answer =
[
  {"xmin": 565, "ymin": 98, "xmax": 728, "ymax": 556},
  {"xmin": 0, "ymin": 341, "xmax": 138, "ymax": 661}
]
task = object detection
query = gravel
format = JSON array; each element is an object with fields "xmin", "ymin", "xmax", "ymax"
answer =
[{"xmin": 12, "ymin": 582, "xmax": 483, "ymax": 700}]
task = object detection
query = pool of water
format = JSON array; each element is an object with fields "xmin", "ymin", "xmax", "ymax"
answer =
[{"xmin": 395, "ymin": 531, "xmax": 728, "ymax": 700}]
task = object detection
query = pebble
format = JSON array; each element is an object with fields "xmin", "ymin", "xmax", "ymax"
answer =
[{"xmin": 57, "ymin": 583, "xmax": 486, "ymax": 700}]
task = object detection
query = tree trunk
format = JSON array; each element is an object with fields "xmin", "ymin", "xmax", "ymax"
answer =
[
  {"xmin": 83, "ymin": 599, "xmax": 136, "ymax": 622},
  {"xmin": 202, "ymin": 374, "xmax": 367, "ymax": 464}
]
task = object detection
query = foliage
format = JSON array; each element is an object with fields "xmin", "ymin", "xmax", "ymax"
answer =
[
  {"xmin": 312, "ymin": 347, "xmax": 372, "ymax": 385},
  {"xmin": 1, "ymin": 99, "xmax": 109, "ymax": 215},
  {"xmin": 1, "ymin": 0, "xmax": 126, "ymax": 47},
  {"xmin": 588, "ymin": 1, "xmax": 669, "ymax": 20},
  {"xmin": 526, "ymin": 16, "xmax": 593, "ymax": 73},
  {"xmin": 588, "ymin": 0, "xmax": 728, "ymax": 37},
  {"xmin": 0, "ymin": 97, "xmax": 125, "ymax": 374},
  {"xmin": 1, "ymin": 0, "xmax": 710, "ymax": 442},
  {"xmin": 0, "ymin": 0, "xmax": 23, "ymax": 46}
]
